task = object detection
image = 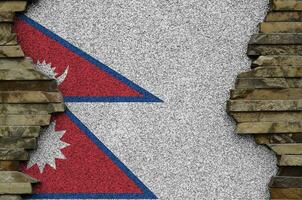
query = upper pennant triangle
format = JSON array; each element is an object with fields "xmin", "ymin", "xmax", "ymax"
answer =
[{"xmin": 14, "ymin": 14, "xmax": 162, "ymax": 103}]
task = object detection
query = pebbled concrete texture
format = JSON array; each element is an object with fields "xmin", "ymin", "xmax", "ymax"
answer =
[{"xmin": 26, "ymin": 0, "xmax": 276, "ymax": 199}]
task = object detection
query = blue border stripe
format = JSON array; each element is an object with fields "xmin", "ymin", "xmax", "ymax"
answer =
[
  {"xmin": 16, "ymin": 14, "xmax": 163, "ymax": 103},
  {"xmin": 26, "ymin": 109, "xmax": 157, "ymax": 199},
  {"xmin": 64, "ymin": 96, "xmax": 161, "ymax": 102}
]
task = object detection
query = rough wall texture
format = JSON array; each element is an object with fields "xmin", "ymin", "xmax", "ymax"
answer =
[
  {"xmin": 0, "ymin": 1, "xmax": 64, "ymax": 200},
  {"xmin": 26, "ymin": 0, "xmax": 274, "ymax": 199}
]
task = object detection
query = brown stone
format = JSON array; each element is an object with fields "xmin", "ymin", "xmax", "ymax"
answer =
[
  {"xmin": 260, "ymin": 22, "xmax": 302, "ymax": 33},
  {"xmin": 255, "ymin": 134, "xmax": 302, "ymax": 144},
  {"xmin": 0, "ymin": 91, "xmax": 63, "ymax": 103},
  {"xmin": 0, "ymin": 69, "xmax": 52, "ymax": 80},
  {"xmin": 230, "ymin": 88, "xmax": 302, "ymax": 100},
  {"xmin": 248, "ymin": 44, "xmax": 302, "ymax": 56},
  {"xmin": 266, "ymin": 11, "xmax": 302, "ymax": 22},
  {"xmin": 0, "ymin": 12, "xmax": 15, "ymax": 22},
  {"xmin": 0, "ymin": 148, "xmax": 28, "ymax": 161},
  {"xmin": 0, "ymin": 115, "xmax": 50, "ymax": 126},
  {"xmin": 270, "ymin": 188, "xmax": 302, "ymax": 199},
  {"xmin": 236, "ymin": 122, "xmax": 302, "ymax": 134},
  {"xmin": 277, "ymin": 166, "xmax": 302, "ymax": 176},
  {"xmin": 0, "ymin": 126, "xmax": 40, "ymax": 138},
  {"xmin": 269, "ymin": 144, "xmax": 302, "ymax": 155},
  {"xmin": 0, "ymin": 23, "xmax": 12, "ymax": 36},
  {"xmin": 0, "ymin": 183, "xmax": 32, "ymax": 194},
  {"xmin": 0, "ymin": 46, "xmax": 24, "ymax": 58},
  {"xmin": 0, "ymin": 171, "xmax": 38, "ymax": 183},
  {"xmin": 0, "ymin": 58, "xmax": 37, "ymax": 69},
  {"xmin": 0, "ymin": 103, "xmax": 64, "ymax": 114},
  {"xmin": 270, "ymin": 176, "xmax": 302, "ymax": 188},
  {"xmin": 0, "ymin": 161, "xmax": 19, "ymax": 171},
  {"xmin": 0, "ymin": 195, "xmax": 21, "ymax": 200},
  {"xmin": 272, "ymin": 0, "xmax": 302, "ymax": 11},
  {"xmin": 249, "ymin": 34, "xmax": 302, "ymax": 44},
  {"xmin": 230, "ymin": 112, "xmax": 302, "ymax": 123},
  {"xmin": 0, "ymin": 138, "xmax": 36, "ymax": 149},
  {"xmin": 279, "ymin": 155, "xmax": 302, "ymax": 166},
  {"xmin": 227, "ymin": 100, "xmax": 302, "ymax": 112},
  {"xmin": 238, "ymin": 66, "xmax": 302, "ymax": 78},
  {"xmin": 0, "ymin": 34, "xmax": 16, "ymax": 45},
  {"xmin": 0, "ymin": 80, "xmax": 58, "ymax": 91},
  {"xmin": 253, "ymin": 55, "xmax": 302, "ymax": 66},
  {"xmin": 235, "ymin": 78, "xmax": 302, "ymax": 89},
  {"xmin": 0, "ymin": 1, "xmax": 27, "ymax": 12}
]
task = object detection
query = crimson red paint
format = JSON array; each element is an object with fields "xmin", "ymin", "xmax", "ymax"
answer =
[
  {"xmin": 14, "ymin": 19, "xmax": 141, "ymax": 98},
  {"xmin": 21, "ymin": 113, "xmax": 143, "ymax": 194}
]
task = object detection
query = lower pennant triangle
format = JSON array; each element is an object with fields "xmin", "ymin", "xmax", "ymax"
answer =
[{"xmin": 21, "ymin": 109, "xmax": 156, "ymax": 199}]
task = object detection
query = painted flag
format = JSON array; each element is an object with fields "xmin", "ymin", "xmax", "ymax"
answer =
[
  {"xmin": 12, "ymin": 1, "xmax": 278, "ymax": 200},
  {"xmin": 14, "ymin": 15, "xmax": 159, "ymax": 199}
]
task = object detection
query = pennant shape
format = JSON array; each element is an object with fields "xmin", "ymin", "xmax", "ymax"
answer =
[
  {"xmin": 13, "ymin": 14, "xmax": 158, "ymax": 199},
  {"xmin": 21, "ymin": 109, "xmax": 156, "ymax": 199},
  {"xmin": 14, "ymin": 14, "xmax": 162, "ymax": 103}
]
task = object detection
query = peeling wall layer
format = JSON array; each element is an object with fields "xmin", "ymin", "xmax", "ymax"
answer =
[
  {"xmin": 0, "ymin": 1, "xmax": 64, "ymax": 200},
  {"xmin": 228, "ymin": 0, "xmax": 302, "ymax": 199}
]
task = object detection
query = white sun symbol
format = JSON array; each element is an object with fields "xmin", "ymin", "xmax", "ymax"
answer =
[
  {"xmin": 34, "ymin": 60, "xmax": 69, "ymax": 85},
  {"xmin": 27, "ymin": 121, "xmax": 70, "ymax": 173}
]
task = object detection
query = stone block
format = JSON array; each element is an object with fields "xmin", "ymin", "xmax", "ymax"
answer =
[
  {"xmin": 270, "ymin": 188, "xmax": 302, "ymax": 199},
  {"xmin": 0, "ymin": 126, "xmax": 40, "ymax": 138},
  {"xmin": 279, "ymin": 155, "xmax": 302, "ymax": 166},
  {"xmin": 230, "ymin": 112, "xmax": 302, "ymax": 123},
  {"xmin": 0, "ymin": 161, "xmax": 19, "ymax": 171},
  {"xmin": 266, "ymin": 11, "xmax": 302, "ymax": 22},
  {"xmin": 0, "ymin": 115, "xmax": 51, "ymax": 126},
  {"xmin": 0, "ymin": 148, "xmax": 28, "ymax": 161},
  {"xmin": 236, "ymin": 122, "xmax": 302, "ymax": 134},
  {"xmin": 238, "ymin": 66, "xmax": 302, "ymax": 78},
  {"xmin": 272, "ymin": 0, "xmax": 302, "ymax": 11},
  {"xmin": 230, "ymin": 88, "xmax": 302, "ymax": 100},
  {"xmin": 0, "ymin": 1, "xmax": 27, "ymax": 12},
  {"xmin": 255, "ymin": 134, "xmax": 302, "ymax": 144},
  {"xmin": 0, "ymin": 195, "xmax": 21, "ymax": 200},
  {"xmin": 0, "ymin": 171, "xmax": 38, "ymax": 183},
  {"xmin": 0, "ymin": 91, "xmax": 63, "ymax": 103},
  {"xmin": 227, "ymin": 100, "xmax": 302, "ymax": 112},
  {"xmin": 253, "ymin": 56, "xmax": 302, "ymax": 66},
  {"xmin": 0, "ymin": 138, "xmax": 36, "ymax": 149},
  {"xmin": 0, "ymin": 12, "xmax": 14, "ymax": 22},
  {"xmin": 270, "ymin": 176, "xmax": 302, "ymax": 188},
  {"xmin": 0, "ymin": 183, "xmax": 31, "ymax": 194},
  {"xmin": 0, "ymin": 46, "xmax": 23, "ymax": 58},
  {"xmin": 0, "ymin": 103, "xmax": 64, "ymax": 114},
  {"xmin": 260, "ymin": 22, "xmax": 302, "ymax": 33},
  {"xmin": 248, "ymin": 44, "xmax": 302, "ymax": 56},
  {"xmin": 277, "ymin": 166, "xmax": 302, "ymax": 176},
  {"xmin": 0, "ymin": 68, "xmax": 52, "ymax": 80},
  {"xmin": 249, "ymin": 34, "xmax": 302, "ymax": 44},
  {"xmin": 235, "ymin": 78, "xmax": 302, "ymax": 89},
  {"xmin": 269, "ymin": 144, "xmax": 302, "ymax": 155},
  {"xmin": 0, "ymin": 80, "xmax": 58, "ymax": 91},
  {"xmin": 0, "ymin": 34, "xmax": 16, "ymax": 45}
]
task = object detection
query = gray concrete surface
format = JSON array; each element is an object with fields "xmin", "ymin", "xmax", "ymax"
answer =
[{"xmin": 27, "ymin": 0, "xmax": 276, "ymax": 199}]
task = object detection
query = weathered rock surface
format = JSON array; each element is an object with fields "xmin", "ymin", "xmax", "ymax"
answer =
[
  {"xmin": 272, "ymin": 0, "xmax": 302, "ymax": 11},
  {"xmin": 228, "ymin": 1, "xmax": 302, "ymax": 198},
  {"xmin": 270, "ymin": 176, "xmax": 302, "ymax": 188},
  {"xmin": 266, "ymin": 11, "xmax": 302, "ymax": 22},
  {"xmin": 0, "ymin": 1, "xmax": 65, "ymax": 199}
]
